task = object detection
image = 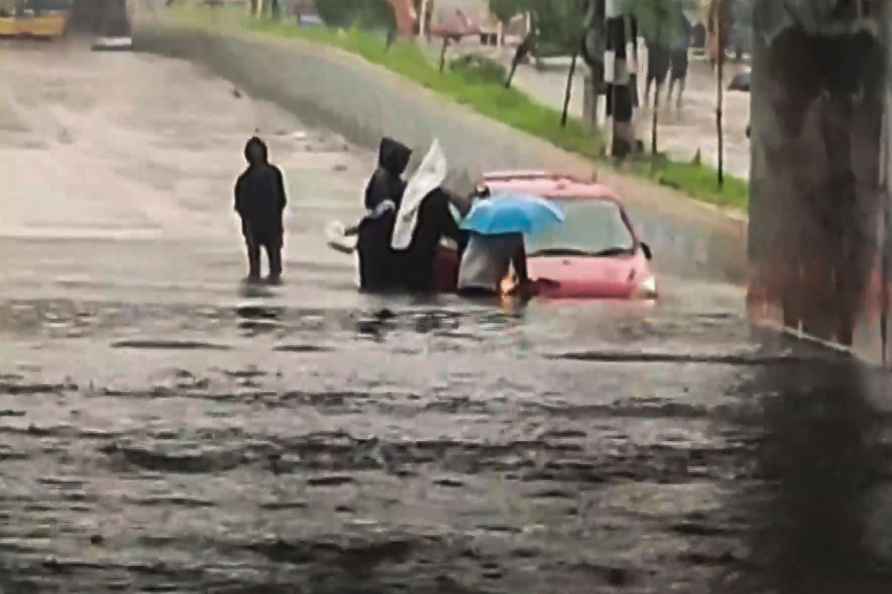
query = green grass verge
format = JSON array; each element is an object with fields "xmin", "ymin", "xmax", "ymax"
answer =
[
  {"xmin": 241, "ymin": 17, "xmax": 606, "ymax": 159},
  {"xmin": 630, "ymin": 159, "xmax": 749, "ymax": 211},
  {"xmin": 171, "ymin": 6, "xmax": 748, "ymax": 211}
]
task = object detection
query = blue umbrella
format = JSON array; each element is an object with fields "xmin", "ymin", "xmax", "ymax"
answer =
[{"xmin": 460, "ymin": 193, "xmax": 565, "ymax": 236}]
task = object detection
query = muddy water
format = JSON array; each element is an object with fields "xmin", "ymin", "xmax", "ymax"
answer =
[{"xmin": 1, "ymin": 39, "xmax": 891, "ymax": 594}]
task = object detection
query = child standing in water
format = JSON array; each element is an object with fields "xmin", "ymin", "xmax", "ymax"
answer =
[{"xmin": 235, "ymin": 136, "xmax": 288, "ymax": 283}]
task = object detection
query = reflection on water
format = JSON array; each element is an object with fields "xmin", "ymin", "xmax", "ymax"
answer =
[
  {"xmin": 0, "ymin": 283, "xmax": 890, "ymax": 593},
  {"xmin": 727, "ymin": 360, "xmax": 892, "ymax": 594}
]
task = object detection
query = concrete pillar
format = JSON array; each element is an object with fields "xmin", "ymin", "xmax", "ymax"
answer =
[
  {"xmin": 881, "ymin": 1, "xmax": 892, "ymax": 364},
  {"xmin": 748, "ymin": 2, "xmax": 887, "ymax": 358}
]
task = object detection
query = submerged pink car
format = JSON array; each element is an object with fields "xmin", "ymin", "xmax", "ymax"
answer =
[{"xmin": 438, "ymin": 171, "xmax": 657, "ymax": 299}]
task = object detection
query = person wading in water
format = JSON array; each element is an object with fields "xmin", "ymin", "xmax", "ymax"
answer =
[
  {"xmin": 355, "ymin": 137, "xmax": 412, "ymax": 291},
  {"xmin": 235, "ymin": 136, "xmax": 288, "ymax": 284}
]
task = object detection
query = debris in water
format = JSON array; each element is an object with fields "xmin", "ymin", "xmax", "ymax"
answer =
[
  {"xmin": 307, "ymin": 475, "xmax": 354, "ymax": 487},
  {"xmin": 434, "ymin": 477, "xmax": 464, "ymax": 488}
]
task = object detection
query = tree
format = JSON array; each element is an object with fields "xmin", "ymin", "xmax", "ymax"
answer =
[
  {"xmin": 580, "ymin": 0, "xmax": 606, "ymax": 133},
  {"xmin": 627, "ymin": 0, "xmax": 693, "ymax": 49},
  {"xmin": 526, "ymin": 0, "xmax": 586, "ymax": 125},
  {"xmin": 317, "ymin": 0, "xmax": 396, "ymax": 31},
  {"xmin": 504, "ymin": 31, "xmax": 534, "ymax": 89},
  {"xmin": 527, "ymin": 0, "xmax": 586, "ymax": 58},
  {"xmin": 706, "ymin": 0, "xmax": 730, "ymax": 66},
  {"xmin": 622, "ymin": 0, "xmax": 695, "ymax": 159},
  {"xmin": 489, "ymin": 0, "xmax": 528, "ymax": 44},
  {"xmin": 730, "ymin": 0, "xmax": 753, "ymax": 61},
  {"xmin": 489, "ymin": 0, "xmax": 525, "ymax": 24}
]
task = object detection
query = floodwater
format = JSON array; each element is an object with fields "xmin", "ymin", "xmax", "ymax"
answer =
[{"xmin": 1, "ymin": 38, "xmax": 891, "ymax": 594}]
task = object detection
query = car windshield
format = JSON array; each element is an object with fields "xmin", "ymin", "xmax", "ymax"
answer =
[{"xmin": 526, "ymin": 198, "xmax": 636, "ymax": 257}]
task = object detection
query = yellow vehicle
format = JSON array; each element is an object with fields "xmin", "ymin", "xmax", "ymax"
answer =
[{"xmin": 0, "ymin": 0, "xmax": 72, "ymax": 39}]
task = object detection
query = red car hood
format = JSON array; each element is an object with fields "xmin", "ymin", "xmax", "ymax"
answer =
[{"xmin": 528, "ymin": 254, "xmax": 652, "ymax": 299}]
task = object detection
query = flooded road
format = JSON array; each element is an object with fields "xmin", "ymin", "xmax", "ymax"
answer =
[{"xmin": 1, "ymin": 39, "xmax": 891, "ymax": 594}]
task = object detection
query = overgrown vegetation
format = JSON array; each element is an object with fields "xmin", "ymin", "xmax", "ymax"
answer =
[
  {"xmin": 241, "ymin": 15, "xmax": 607, "ymax": 161},
  {"xmin": 632, "ymin": 157, "xmax": 748, "ymax": 210},
  {"xmin": 315, "ymin": 0, "xmax": 395, "ymax": 31},
  {"xmin": 171, "ymin": 5, "xmax": 748, "ymax": 211},
  {"xmin": 449, "ymin": 54, "xmax": 507, "ymax": 85}
]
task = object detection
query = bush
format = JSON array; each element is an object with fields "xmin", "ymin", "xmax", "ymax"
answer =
[
  {"xmin": 449, "ymin": 54, "xmax": 507, "ymax": 85},
  {"xmin": 316, "ymin": 0, "xmax": 395, "ymax": 30}
]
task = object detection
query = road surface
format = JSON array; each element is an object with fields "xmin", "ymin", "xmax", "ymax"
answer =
[{"xmin": 0, "ymin": 37, "xmax": 890, "ymax": 594}]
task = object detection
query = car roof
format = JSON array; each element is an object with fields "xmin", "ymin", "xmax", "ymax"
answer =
[{"xmin": 482, "ymin": 171, "xmax": 623, "ymax": 204}]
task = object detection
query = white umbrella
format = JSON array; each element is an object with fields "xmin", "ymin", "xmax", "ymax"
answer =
[{"xmin": 391, "ymin": 139, "xmax": 448, "ymax": 250}]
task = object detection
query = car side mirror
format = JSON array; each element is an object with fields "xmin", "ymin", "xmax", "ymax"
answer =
[{"xmin": 640, "ymin": 242, "xmax": 653, "ymax": 260}]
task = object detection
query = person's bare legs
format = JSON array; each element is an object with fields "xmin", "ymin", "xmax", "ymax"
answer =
[
  {"xmin": 676, "ymin": 77, "xmax": 686, "ymax": 110},
  {"xmin": 266, "ymin": 243, "xmax": 283, "ymax": 283},
  {"xmin": 653, "ymin": 82, "xmax": 663, "ymax": 110},
  {"xmin": 246, "ymin": 240, "xmax": 261, "ymax": 282}
]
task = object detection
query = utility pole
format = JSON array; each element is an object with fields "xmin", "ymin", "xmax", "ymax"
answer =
[
  {"xmin": 604, "ymin": 0, "xmax": 637, "ymax": 159},
  {"xmin": 419, "ymin": 0, "xmax": 429, "ymax": 41}
]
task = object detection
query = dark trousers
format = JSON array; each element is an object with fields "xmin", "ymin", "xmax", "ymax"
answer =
[
  {"xmin": 246, "ymin": 235, "xmax": 282, "ymax": 280},
  {"xmin": 458, "ymin": 286, "xmax": 499, "ymax": 298}
]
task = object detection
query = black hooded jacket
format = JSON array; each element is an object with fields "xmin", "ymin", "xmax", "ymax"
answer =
[
  {"xmin": 235, "ymin": 137, "xmax": 287, "ymax": 244},
  {"xmin": 364, "ymin": 137, "xmax": 412, "ymax": 211},
  {"xmin": 357, "ymin": 138, "xmax": 412, "ymax": 290},
  {"xmin": 400, "ymin": 188, "xmax": 467, "ymax": 292}
]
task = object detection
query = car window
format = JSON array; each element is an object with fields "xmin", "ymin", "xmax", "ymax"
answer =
[{"xmin": 527, "ymin": 198, "xmax": 635, "ymax": 256}]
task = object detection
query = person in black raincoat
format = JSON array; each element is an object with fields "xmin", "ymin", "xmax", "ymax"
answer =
[
  {"xmin": 399, "ymin": 187, "xmax": 468, "ymax": 292},
  {"xmin": 364, "ymin": 137, "xmax": 412, "ymax": 211},
  {"xmin": 357, "ymin": 138, "xmax": 412, "ymax": 290},
  {"xmin": 235, "ymin": 136, "xmax": 288, "ymax": 283}
]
